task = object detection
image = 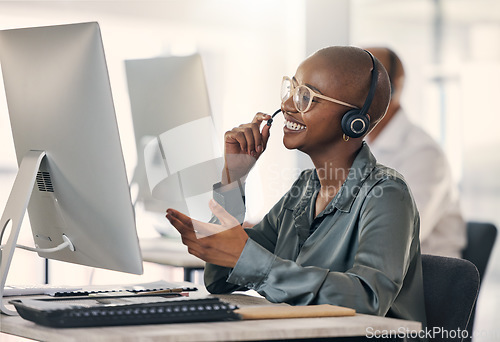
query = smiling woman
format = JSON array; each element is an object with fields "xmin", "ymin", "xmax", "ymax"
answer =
[{"xmin": 166, "ymin": 46, "xmax": 428, "ymax": 334}]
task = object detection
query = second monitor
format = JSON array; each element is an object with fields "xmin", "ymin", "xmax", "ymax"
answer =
[{"xmin": 125, "ymin": 54, "xmax": 223, "ymax": 226}]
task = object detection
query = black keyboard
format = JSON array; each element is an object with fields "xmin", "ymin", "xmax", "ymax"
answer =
[
  {"xmin": 51, "ymin": 286, "xmax": 198, "ymax": 297},
  {"xmin": 10, "ymin": 296, "xmax": 241, "ymax": 328}
]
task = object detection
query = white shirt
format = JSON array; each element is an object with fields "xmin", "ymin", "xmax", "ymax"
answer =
[{"xmin": 368, "ymin": 109, "xmax": 466, "ymax": 258}]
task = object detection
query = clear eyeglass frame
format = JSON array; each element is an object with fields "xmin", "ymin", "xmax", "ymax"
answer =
[{"xmin": 281, "ymin": 76, "xmax": 359, "ymax": 113}]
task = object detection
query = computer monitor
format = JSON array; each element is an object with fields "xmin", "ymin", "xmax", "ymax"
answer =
[
  {"xmin": 125, "ymin": 54, "xmax": 223, "ymax": 230},
  {"xmin": 0, "ymin": 22, "xmax": 143, "ymax": 315}
]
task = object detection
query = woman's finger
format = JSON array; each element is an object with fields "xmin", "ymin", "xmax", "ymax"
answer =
[
  {"xmin": 208, "ymin": 199, "xmax": 240, "ymax": 228},
  {"xmin": 251, "ymin": 112, "xmax": 272, "ymax": 124}
]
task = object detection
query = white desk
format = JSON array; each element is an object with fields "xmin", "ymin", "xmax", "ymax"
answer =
[
  {"xmin": 1, "ymin": 289, "xmax": 422, "ymax": 341},
  {"xmin": 140, "ymin": 237, "xmax": 205, "ymax": 281}
]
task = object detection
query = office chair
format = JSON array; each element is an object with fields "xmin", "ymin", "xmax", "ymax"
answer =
[
  {"xmin": 421, "ymin": 254, "xmax": 480, "ymax": 342},
  {"xmin": 461, "ymin": 221, "xmax": 498, "ymax": 340},
  {"xmin": 462, "ymin": 221, "xmax": 497, "ymax": 281}
]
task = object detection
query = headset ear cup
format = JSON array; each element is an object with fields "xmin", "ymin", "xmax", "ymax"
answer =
[{"xmin": 341, "ymin": 110, "xmax": 370, "ymax": 138}]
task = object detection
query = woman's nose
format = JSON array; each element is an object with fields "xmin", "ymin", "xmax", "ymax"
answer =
[{"xmin": 281, "ymin": 95, "xmax": 297, "ymax": 113}]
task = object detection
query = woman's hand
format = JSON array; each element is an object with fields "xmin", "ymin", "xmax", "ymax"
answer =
[
  {"xmin": 166, "ymin": 199, "xmax": 249, "ymax": 268},
  {"xmin": 222, "ymin": 112, "xmax": 272, "ymax": 185}
]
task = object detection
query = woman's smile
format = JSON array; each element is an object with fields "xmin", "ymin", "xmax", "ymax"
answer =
[
  {"xmin": 284, "ymin": 119, "xmax": 307, "ymax": 132},
  {"xmin": 283, "ymin": 114, "xmax": 307, "ymax": 133}
]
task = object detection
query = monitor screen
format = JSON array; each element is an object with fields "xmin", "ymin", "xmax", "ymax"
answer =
[
  {"xmin": 0, "ymin": 22, "xmax": 143, "ymax": 299},
  {"xmin": 125, "ymin": 54, "xmax": 223, "ymax": 229}
]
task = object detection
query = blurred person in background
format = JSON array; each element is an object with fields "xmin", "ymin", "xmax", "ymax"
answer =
[{"xmin": 365, "ymin": 47, "xmax": 466, "ymax": 258}]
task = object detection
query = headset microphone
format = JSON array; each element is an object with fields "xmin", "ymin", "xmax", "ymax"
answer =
[{"xmin": 266, "ymin": 109, "xmax": 282, "ymax": 126}]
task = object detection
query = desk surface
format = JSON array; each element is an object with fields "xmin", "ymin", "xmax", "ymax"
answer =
[{"xmin": 1, "ymin": 288, "xmax": 421, "ymax": 342}]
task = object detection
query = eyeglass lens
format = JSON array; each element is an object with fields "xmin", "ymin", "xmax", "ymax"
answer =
[
  {"xmin": 294, "ymin": 86, "xmax": 312, "ymax": 112},
  {"xmin": 281, "ymin": 78, "xmax": 292, "ymax": 102},
  {"xmin": 281, "ymin": 77, "xmax": 313, "ymax": 113}
]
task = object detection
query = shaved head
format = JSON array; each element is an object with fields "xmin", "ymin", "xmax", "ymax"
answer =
[{"xmin": 310, "ymin": 46, "xmax": 391, "ymax": 132}]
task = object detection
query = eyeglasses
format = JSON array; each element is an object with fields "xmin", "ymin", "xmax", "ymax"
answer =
[{"xmin": 281, "ymin": 76, "xmax": 359, "ymax": 113}]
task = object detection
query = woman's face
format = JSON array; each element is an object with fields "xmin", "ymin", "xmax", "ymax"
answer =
[{"xmin": 281, "ymin": 54, "xmax": 353, "ymax": 155}]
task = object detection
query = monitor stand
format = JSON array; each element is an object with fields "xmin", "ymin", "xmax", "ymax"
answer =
[{"xmin": 1, "ymin": 150, "xmax": 47, "ymax": 315}]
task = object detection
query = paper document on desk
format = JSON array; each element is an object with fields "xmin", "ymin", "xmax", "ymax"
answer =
[{"xmin": 235, "ymin": 304, "xmax": 355, "ymax": 320}]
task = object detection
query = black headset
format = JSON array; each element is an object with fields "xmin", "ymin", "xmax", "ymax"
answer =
[
  {"xmin": 387, "ymin": 48, "xmax": 396, "ymax": 95},
  {"xmin": 340, "ymin": 50, "xmax": 378, "ymax": 138}
]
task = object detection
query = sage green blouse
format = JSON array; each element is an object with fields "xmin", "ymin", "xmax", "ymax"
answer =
[{"xmin": 205, "ymin": 143, "xmax": 427, "ymax": 327}]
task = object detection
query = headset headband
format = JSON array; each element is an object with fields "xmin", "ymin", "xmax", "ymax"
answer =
[{"xmin": 359, "ymin": 50, "xmax": 378, "ymax": 117}]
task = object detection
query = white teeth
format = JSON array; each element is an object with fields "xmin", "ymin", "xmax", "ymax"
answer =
[{"xmin": 286, "ymin": 120, "xmax": 306, "ymax": 131}]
